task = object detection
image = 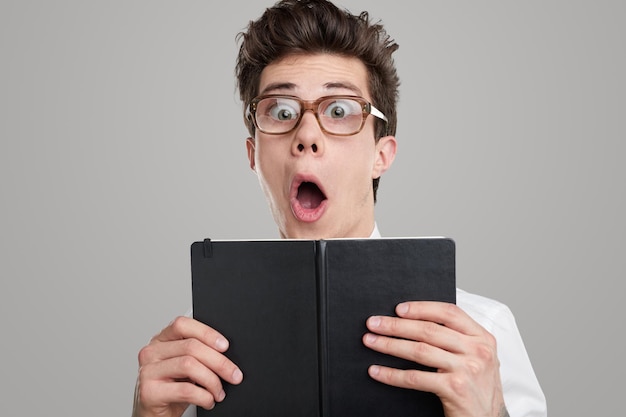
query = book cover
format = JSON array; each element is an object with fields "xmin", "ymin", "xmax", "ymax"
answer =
[{"xmin": 191, "ymin": 237, "xmax": 455, "ymax": 417}]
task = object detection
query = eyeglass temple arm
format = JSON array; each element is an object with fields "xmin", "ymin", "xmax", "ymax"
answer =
[{"xmin": 369, "ymin": 105, "xmax": 388, "ymax": 123}]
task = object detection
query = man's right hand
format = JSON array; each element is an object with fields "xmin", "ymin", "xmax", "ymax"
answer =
[{"xmin": 132, "ymin": 316, "xmax": 244, "ymax": 417}]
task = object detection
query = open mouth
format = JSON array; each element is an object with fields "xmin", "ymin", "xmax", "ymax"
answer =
[
  {"xmin": 296, "ymin": 181, "xmax": 327, "ymax": 209},
  {"xmin": 290, "ymin": 177, "xmax": 329, "ymax": 223}
]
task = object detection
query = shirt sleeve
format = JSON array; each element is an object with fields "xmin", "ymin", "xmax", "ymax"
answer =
[{"xmin": 456, "ymin": 289, "xmax": 547, "ymax": 417}]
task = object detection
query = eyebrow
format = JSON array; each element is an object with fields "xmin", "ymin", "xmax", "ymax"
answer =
[
  {"xmin": 259, "ymin": 81, "xmax": 364, "ymax": 97},
  {"xmin": 259, "ymin": 82, "xmax": 296, "ymax": 95}
]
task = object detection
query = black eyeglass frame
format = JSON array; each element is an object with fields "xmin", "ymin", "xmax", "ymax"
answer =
[{"xmin": 246, "ymin": 94, "xmax": 389, "ymax": 136}]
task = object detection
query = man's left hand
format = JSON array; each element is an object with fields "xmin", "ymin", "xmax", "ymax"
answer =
[{"xmin": 363, "ymin": 301, "xmax": 507, "ymax": 417}]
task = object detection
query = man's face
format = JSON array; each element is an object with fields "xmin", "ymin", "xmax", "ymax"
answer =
[{"xmin": 246, "ymin": 53, "xmax": 396, "ymax": 239}]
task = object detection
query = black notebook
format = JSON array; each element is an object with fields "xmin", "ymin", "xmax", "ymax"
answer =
[{"xmin": 191, "ymin": 237, "xmax": 456, "ymax": 417}]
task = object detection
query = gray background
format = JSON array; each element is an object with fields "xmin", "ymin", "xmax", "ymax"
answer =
[{"xmin": 1, "ymin": 1, "xmax": 623, "ymax": 415}]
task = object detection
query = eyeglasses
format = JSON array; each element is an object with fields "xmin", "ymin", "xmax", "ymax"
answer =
[{"xmin": 246, "ymin": 95, "xmax": 388, "ymax": 136}]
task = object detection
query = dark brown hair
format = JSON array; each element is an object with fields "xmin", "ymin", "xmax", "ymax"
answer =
[{"xmin": 235, "ymin": 0, "xmax": 400, "ymax": 200}]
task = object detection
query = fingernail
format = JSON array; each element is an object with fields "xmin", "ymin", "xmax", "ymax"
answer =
[
  {"xmin": 397, "ymin": 303, "xmax": 409, "ymax": 315},
  {"xmin": 232, "ymin": 368, "xmax": 243, "ymax": 383},
  {"xmin": 215, "ymin": 337, "xmax": 228, "ymax": 351},
  {"xmin": 368, "ymin": 316, "xmax": 381, "ymax": 328},
  {"xmin": 369, "ymin": 365, "xmax": 380, "ymax": 377},
  {"xmin": 216, "ymin": 390, "xmax": 226, "ymax": 402},
  {"xmin": 365, "ymin": 333, "xmax": 377, "ymax": 344}
]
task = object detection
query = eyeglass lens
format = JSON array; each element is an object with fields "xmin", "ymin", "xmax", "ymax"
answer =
[{"xmin": 254, "ymin": 96, "xmax": 365, "ymax": 135}]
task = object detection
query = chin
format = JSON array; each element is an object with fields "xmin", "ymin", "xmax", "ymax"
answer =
[{"xmin": 281, "ymin": 222, "xmax": 334, "ymax": 240}]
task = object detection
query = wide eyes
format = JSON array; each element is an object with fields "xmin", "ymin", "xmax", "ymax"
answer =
[
  {"xmin": 321, "ymin": 99, "xmax": 361, "ymax": 119},
  {"xmin": 248, "ymin": 94, "xmax": 387, "ymax": 136},
  {"xmin": 268, "ymin": 100, "xmax": 299, "ymax": 121},
  {"xmin": 264, "ymin": 98, "xmax": 361, "ymax": 121}
]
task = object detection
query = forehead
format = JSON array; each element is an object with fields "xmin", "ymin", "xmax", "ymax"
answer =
[{"xmin": 258, "ymin": 53, "xmax": 371, "ymax": 100}]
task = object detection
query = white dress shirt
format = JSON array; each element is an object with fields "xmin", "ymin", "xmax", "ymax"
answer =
[{"xmin": 182, "ymin": 224, "xmax": 547, "ymax": 416}]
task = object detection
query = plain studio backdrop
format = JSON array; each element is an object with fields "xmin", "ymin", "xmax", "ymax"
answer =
[{"xmin": 1, "ymin": 1, "xmax": 623, "ymax": 415}]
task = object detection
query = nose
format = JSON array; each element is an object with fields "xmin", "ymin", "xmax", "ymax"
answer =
[{"xmin": 291, "ymin": 110, "xmax": 325, "ymax": 155}]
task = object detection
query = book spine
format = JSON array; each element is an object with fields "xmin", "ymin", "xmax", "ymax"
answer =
[{"xmin": 316, "ymin": 240, "xmax": 329, "ymax": 417}]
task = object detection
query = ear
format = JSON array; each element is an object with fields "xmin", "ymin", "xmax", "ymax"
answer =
[
  {"xmin": 246, "ymin": 137, "xmax": 256, "ymax": 172},
  {"xmin": 372, "ymin": 135, "xmax": 397, "ymax": 179}
]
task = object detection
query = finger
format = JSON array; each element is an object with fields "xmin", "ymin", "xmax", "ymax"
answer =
[
  {"xmin": 152, "ymin": 316, "xmax": 230, "ymax": 353},
  {"xmin": 140, "ymin": 355, "xmax": 229, "ymax": 404},
  {"xmin": 139, "ymin": 338, "xmax": 244, "ymax": 385},
  {"xmin": 141, "ymin": 338, "xmax": 225, "ymax": 367},
  {"xmin": 395, "ymin": 301, "xmax": 487, "ymax": 336},
  {"xmin": 362, "ymin": 332, "xmax": 456, "ymax": 371},
  {"xmin": 138, "ymin": 376, "xmax": 218, "ymax": 412},
  {"xmin": 367, "ymin": 364, "xmax": 444, "ymax": 397},
  {"xmin": 366, "ymin": 315, "xmax": 463, "ymax": 353}
]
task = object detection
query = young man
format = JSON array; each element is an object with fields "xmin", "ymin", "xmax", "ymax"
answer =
[{"xmin": 132, "ymin": 1, "xmax": 546, "ymax": 416}]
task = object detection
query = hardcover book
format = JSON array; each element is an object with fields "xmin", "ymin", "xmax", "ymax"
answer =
[{"xmin": 191, "ymin": 237, "xmax": 455, "ymax": 417}]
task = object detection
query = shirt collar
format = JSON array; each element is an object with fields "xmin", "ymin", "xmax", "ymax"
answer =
[{"xmin": 369, "ymin": 222, "xmax": 381, "ymax": 238}]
